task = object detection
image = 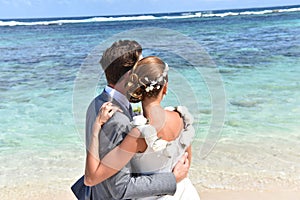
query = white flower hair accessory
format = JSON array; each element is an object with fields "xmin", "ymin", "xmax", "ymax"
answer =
[{"xmin": 144, "ymin": 62, "xmax": 169, "ymax": 93}]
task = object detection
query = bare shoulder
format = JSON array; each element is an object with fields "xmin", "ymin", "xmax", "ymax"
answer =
[{"xmin": 160, "ymin": 110, "xmax": 183, "ymax": 141}]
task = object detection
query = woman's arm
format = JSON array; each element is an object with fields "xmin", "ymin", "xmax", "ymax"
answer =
[
  {"xmin": 84, "ymin": 102, "xmax": 142, "ymax": 186},
  {"xmin": 84, "ymin": 127, "xmax": 141, "ymax": 186}
]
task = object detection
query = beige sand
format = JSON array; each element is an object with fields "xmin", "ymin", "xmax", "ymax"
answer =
[
  {"xmin": 1, "ymin": 184, "xmax": 300, "ymax": 200},
  {"xmin": 200, "ymin": 190, "xmax": 300, "ymax": 200}
]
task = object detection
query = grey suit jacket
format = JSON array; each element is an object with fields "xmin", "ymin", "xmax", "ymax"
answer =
[{"xmin": 85, "ymin": 90, "xmax": 176, "ymax": 199}]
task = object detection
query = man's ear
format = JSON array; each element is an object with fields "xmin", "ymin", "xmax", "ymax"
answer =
[
  {"xmin": 124, "ymin": 70, "xmax": 132, "ymax": 82},
  {"xmin": 126, "ymin": 70, "xmax": 132, "ymax": 76},
  {"xmin": 121, "ymin": 70, "xmax": 132, "ymax": 89},
  {"xmin": 121, "ymin": 70, "xmax": 131, "ymax": 82}
]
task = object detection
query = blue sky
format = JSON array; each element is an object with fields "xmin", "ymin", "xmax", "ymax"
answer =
[{"xmin": 0, "ymin": 0, "xmax": 299, "ymax": 19}]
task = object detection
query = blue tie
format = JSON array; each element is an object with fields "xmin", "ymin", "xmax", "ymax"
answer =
[{"xmin": 128, "ymin": 104, "xmax": 134, "ymax": 118}]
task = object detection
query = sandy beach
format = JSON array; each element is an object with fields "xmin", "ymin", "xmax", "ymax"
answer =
[
  {"xmin": 200, "ymin": 190, "xmax": 300, "ymax": 200},
  {"xmin": 1, "ymin": 135, "xmax": 300, "ymax": 200}
]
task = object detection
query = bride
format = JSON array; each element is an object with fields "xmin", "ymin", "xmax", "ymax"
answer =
[{"xmin": 84, "ymin": 56, "xmax": 200, "ymax": 199}]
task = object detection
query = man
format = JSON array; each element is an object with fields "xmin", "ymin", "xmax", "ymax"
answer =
[{"xmin": 72, "ymin": 40, "xmax": 189, "ymax": 199}]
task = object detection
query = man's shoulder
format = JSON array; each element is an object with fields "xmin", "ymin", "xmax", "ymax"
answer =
[{"xmin": 87, "ymin": 93, "xmax": 106, "ymax": 114}]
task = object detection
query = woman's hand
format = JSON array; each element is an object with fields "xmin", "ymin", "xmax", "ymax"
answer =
[{"xmin": 95, "ymin": 102, "xmax": 122, "ymax": 127}]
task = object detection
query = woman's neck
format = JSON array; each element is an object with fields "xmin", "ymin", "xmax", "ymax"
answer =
[
  {"xmin": 142, "ymin": 98, "xmax": 166, "ymax": 131},
  {"xmin": 142, "ymin": 98, "xmax": 161, "ymax": 117}
]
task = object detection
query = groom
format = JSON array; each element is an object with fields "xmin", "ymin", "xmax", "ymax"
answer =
[{"xmin": 73, "ymin": 40, "xmax": 190, "ymax": 199}]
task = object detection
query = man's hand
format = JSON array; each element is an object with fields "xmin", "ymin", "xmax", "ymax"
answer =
[{"xmin": 172, "ymin": 152, "xmax": 190, "ymax": 183}]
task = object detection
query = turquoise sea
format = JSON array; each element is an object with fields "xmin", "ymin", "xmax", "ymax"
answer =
[{"xmin": 1, "ymin": 5, "xmax": 300, "ymax": 198}]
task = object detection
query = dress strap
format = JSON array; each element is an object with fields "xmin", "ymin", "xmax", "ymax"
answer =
[{"xmin": 173, "ymin": 106, "xmax": 182, "ymax": 118}]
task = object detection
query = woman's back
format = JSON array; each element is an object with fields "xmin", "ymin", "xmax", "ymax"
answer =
[
  {"xmin": 158, "ymin": 109, "xmax": 184, "ymax": 142},
  {"xmin": 131, "ymin": 106, "xmax": 194, "ymax": 173}
]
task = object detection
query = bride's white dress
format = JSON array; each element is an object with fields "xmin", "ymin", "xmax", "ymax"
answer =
[{"xmin": 131, "ymin": 106, "xmax": 200, "ymax": 200}]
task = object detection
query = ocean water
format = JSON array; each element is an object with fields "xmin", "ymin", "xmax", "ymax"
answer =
[{"xmin": 1, "ymin": 5, "xmax": 300, "ymax": 196}]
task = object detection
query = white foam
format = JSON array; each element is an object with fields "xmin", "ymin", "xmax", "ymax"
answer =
[{"xmin": 0, "ymin": 6, "xmax": 299, "ymax": 26}]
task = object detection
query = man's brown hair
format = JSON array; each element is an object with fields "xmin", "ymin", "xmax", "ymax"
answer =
[{"xmin": 100, "ymin": 40, "xmax": 142, "ymax": 85}]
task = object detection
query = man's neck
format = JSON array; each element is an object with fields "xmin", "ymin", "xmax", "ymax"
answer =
[
  {"xmin": 108, "ymin": 84, "xmax": 114, "ymax": 88},
  {"xmin": 110, "ymin": 82, "xmax": 126, "ymax": 96},
  {"xmin": 105, "ymin": 85, "xmax": 130, "ymax": 108}
]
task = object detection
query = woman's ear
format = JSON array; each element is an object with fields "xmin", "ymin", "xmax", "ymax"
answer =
[{"xmin": 163, "ymin": 83, "xmax": 168, "ymax": 95}]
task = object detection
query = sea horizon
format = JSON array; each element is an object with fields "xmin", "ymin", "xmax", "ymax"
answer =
[{"xmin": 0, "ymin": 4, "xmax": 299, "ymax": 24}]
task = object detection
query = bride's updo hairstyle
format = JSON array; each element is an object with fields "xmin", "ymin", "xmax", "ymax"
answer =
[{"xmin": 127, "ymin": 56, "xmax": 169, "ymax": 103}]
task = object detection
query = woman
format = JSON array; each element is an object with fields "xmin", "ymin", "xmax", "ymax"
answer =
[{"xmin": 84, "ymin": 56, "xmax": 200, "ymax": 199}]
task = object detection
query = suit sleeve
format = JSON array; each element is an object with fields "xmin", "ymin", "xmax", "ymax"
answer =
[
  {"xmin": 86, "ymin": 101, "xmax": 176, "ymax": 199},
  {"xmin": 109, "ymin": 169, "xmax": 176, "ymax": 199}
]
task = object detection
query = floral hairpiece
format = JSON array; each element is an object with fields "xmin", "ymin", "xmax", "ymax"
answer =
[{"xmin": 145, "ymin": 63, "xmax": 169, "ymax": 93}]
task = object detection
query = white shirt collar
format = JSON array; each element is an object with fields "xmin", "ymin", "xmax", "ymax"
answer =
[{"xmin": 104, "ymin": 86, "xmax": 130, "ymax": 109}]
